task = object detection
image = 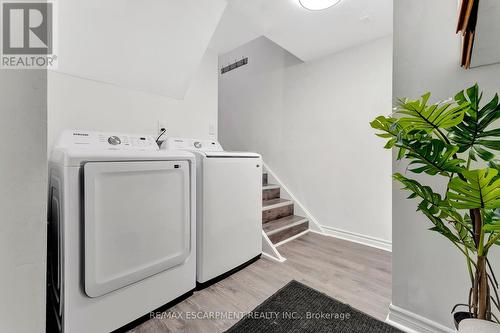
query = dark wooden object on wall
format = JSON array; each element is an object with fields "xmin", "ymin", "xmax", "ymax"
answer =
[{"xmin": 457, "ymin": 0, "xmax": 480, "ymax": 68}]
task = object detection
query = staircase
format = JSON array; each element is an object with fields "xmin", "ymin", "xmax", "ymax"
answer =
[{"xmin": 262, "ymin": 172, "xmax": 309, "ymax": 245}]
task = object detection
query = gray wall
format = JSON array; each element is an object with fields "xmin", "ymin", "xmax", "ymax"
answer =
[
  {"xmin": 393, "ymin": 0, "xmax": 500, "ymax": 329},
  {"xmin": 219, "ymin": 36, "xmax": 393, "ymax": 245},
  {"xmin": 0, "ymin": 70, "xmax": 47, "ymax": 332}
]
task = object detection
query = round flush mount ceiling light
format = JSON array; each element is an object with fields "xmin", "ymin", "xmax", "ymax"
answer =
[{"xmin": 299, "ymin": 0, "xmax": 342, "ymax": 11}]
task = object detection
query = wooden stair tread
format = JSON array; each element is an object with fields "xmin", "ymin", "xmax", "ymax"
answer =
[
  {"xmin": 263, "ymin": 215, "xmax": 308, "ymax": 235},
  {"xmin": 267, "ymin": 220, "xmax": 309, "ymax": 244},
  {"xmin": 262, "ymin": 198, "xmax": 293, "ymax": 210}
]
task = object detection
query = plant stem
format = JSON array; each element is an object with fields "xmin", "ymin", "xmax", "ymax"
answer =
[
  {"xmin": 471, "ymin": 208, "xmax": 482, "ymax": 248},
  {"xmin": 477, "ymin": 255, "xmax": 490, "ymax": 320},
  {"xmin": 434, "ymin": 128, "xmax": 450, "ymax": 144},
  {"xmin": 478, "ymin": 210, "xmax": 486, "ymax": 256},
  {"xmin": 472, "ymin": 270, "xmax": 479, "ymax": 317},
  {"xmin": 465, "ymin": 247, "xmax": 475, "ymax": 286},
  {"xmin": 479, "ymin": 229, "xmax": 485, "ymax": 256},
  {"xmin": 474, "ymin": 209, "xmax": 491, "ymax": 320}
]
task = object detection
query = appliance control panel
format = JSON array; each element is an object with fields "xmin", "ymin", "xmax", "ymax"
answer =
[
  {"xmin": 164, "ymin": 137, "xmax": 223, "ymax": 152},
  {"xmin": 58, "ymin": 130, "xmax": 158, "ymax": 151}
]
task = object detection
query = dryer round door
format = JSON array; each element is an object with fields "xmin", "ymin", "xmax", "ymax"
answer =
[{"xmin": 83, "ymin": 160, "xmax": 191, "ymax": 298}]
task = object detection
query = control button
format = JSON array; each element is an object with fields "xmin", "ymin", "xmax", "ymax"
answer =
[
  {"xmin": 108, "ymin": 136, "xmax": 121, "ymax": 145},
  {"xmin": 194, "ymin": 141, "xmax": 202, "ymax": 149}
]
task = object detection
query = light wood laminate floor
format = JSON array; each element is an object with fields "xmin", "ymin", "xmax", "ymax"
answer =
[{"xmin": 128, "ymin": 232, "xmax": 392, "ymax": 333}]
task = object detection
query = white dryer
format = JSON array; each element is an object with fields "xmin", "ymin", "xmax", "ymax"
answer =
[
  {"xmin": 162, "ymin": 138, "xmax": 262, "ymax": 287},
  {"xmin": 47, "ymin": 130, "xmax": 196, "ymax": 333}
]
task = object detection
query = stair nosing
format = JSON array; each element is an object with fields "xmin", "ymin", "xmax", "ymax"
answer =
[
  {"xmin": 262, "ymin": 199, "xmax": 294, "ymax": 211},
  {"xmin": 265, "ymin": 218, "xmax": 308, "ymax": 236},
  {"xmin": 262, "ymin": 184, "xmax": 280, "ymax": 190},
  {"xmin": 274, "ymin": 229, "xmax": 309, "ymax": 247}
]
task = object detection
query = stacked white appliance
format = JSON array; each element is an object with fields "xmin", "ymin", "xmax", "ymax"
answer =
[
  {"xmin": 162, "ymin": 138, "xmax": 262, "ymax": 287},
  {"xmin": 47, "ymin": 130, "xmax": 196, "ymax": 333}
]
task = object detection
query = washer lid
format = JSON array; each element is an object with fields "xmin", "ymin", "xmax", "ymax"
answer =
[
  {"xmin": 204, "ymin": 151, "xmax": 261, "ymax": 158},
  {"xmin": 163, "ymin": 137, "xmax": 224, "ymax": 152},
  {"xmin": 162, "ymin": 137, "xmax": 261, "ymax": 158}
]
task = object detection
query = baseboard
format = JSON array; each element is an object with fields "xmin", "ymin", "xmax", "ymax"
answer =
[
  {"xmin": 316, "ymin": 225, "xmax": 392, "ymax": 252},
  {"xmin": 386, "ymin": 304, "xmax": 456, "ymax": 333},
  {"xmin": 261, "ymin": 231, "xmax": 287, "ymax": 262},
  {"xmin": 261, "ymin": 252, "xmax": 286, "ymax": 263}
]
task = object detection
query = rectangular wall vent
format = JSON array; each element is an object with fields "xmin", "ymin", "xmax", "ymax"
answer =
[{"xmin": 221, "ymin": 57, "xmax": 248, "ymax": 75}]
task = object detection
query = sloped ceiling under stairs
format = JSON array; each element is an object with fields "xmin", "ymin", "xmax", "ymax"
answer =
[{"xmin": 55, "ymin": 0, "xmax": 227, "ymax": 99}]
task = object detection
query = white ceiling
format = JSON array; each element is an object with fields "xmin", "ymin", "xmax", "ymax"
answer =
[
  {"xmin": 56, "ymin": 0, "xmax": 226, "ymax": 99},
  {"xmin": 209, "ymin": 5, "xmax": 262, "ymax": 56},
  {"xmin": 210, "ymin": 0, "xmax": 392, "ymax": 61}
]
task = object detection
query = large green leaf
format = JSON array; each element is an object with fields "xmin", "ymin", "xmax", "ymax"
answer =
[
  {"xmin": 452, "ymin": 215, "xmax": 476, "ymax": 249},
  {"xmin": 488, "ymin": 160, "xmax": 500, "ymax": 180},
  {"xmin": 394, "ymin": 173, "xmax": 467, "ymax": 221},
  {"xmin": 422, "ymin": 206, "xmax": 475, "ymax": 250},
  {"xmin": 404, "ymin": 139, "xmax": 465, "ymax": 176},
  {"xmin": 393, "ymin": 173, "xmax": 442, "ymax": 205},
  {"xmin": 370, "ymin": 116, "xmax": 400, "ymax": 138},
  {"xmin": 395, "ymin": 92, "xmax": 467, "ymax": 133},
  {"xmin": 448, "ymin": 168, "xmax": 500, "ymax": 209},
  {"xmin": 425, "ymin": 211, "xmax": 461, "ymax": 244},
  {"xmin": 483, "ymin": 208, "xmax": 500, "ymax": 233},
  {"xmin": 449, "ymin": 84, "xmax": 500, "ymax": 161},
  {"xmin": 370, "ymin": 116, "xmax": 431, "ymax": 158},
  {"xmin": 419, "ymin": 203, "xmax": 465, "ymax": 246},
  {"xmin": 393, "ymin": 173, "xmax": 469, "ymax": 245},
  {"xmin": 393, "ymin": 173, "xmax": 474, "ymax": 248},
  {"xmin": 370, "ymin": 116, "xmax": 403, "ymax": 149},
  {"xmin": 483, "ymin": 209, "xmax": 500, "ymax": 247}
]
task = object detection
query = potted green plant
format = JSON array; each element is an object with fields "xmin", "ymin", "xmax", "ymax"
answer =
[{"xmin": 370, "ymin": 84, "xmax": 500, "ymax": 329}]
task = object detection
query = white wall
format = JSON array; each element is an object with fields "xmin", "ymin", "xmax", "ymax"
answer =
[
  {"xmin": 219, "ymin": 36, "xmax": 393, "ymax": 246},
  {"xmin": 48, "ymin": 49, "xmax": 218, "ymax": 150},
  {"xmin": 0, "ymin": 70, "xmax": 47, "ymax": 333},
  {"xmin": 393, "ymin": 0, "xmax": 500, "ymax": 330}
]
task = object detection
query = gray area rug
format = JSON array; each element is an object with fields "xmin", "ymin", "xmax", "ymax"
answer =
[{"xmin": 225, "ymin": 280, "xmax": 402, "ymax": 333}]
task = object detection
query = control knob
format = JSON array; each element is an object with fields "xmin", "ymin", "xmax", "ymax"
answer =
[{"xmin": 108, "ymin": 136, "xmax": 121, "ymax": 145}]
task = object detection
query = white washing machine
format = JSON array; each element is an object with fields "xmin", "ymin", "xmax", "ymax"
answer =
[
  {"xmin": 162, "ymin": 138, "xmax": 262, "ymax": 287},
  {"xmin": 47, "ymin": 130, "xmax": 196, "ymax": 333}
]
